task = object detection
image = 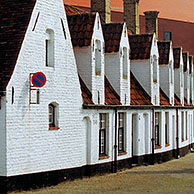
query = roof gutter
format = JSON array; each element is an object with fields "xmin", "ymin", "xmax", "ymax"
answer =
[{"xmin": 83, "ymin": 104, "xmax": 194, "ymax": 110}]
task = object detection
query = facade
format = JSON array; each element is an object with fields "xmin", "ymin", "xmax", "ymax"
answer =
[{"xmin": 0, "ymin": 0, "xmax": 194, "ymax": 192}]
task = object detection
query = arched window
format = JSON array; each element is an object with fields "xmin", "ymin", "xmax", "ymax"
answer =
[
  {"xmin": 95, "ymin": 40, "xmax": 101, "ymax": 75},
  {"xmin": 123, "ymin": 47, "xmax": 128, "ymax": 79},
  {"xmin": 49, "ymin": 102, "xmax": 59, "ymax": 129},
  {"xmin": 153, "ymin": 55, "xmax": 158, "ymax": 83},
  {"xmin": 46, "ymin": 29, "xmax": 54, "ymax": 67}
]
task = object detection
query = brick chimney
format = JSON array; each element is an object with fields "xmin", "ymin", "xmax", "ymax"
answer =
[
  {"xmin": 91, "ymin": 0, "xmax": 111, "ymax": 23},
  {"xmin": 144, "ymin": 11, "xmax": 159, "ymax": 39},
  {"xmin": 123, "ymin": 0, "xmax": 140, "ymax": 34}
]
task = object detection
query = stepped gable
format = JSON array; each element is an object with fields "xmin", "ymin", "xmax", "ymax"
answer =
[
  {"xmin": 130, "ymin": 72, "xmax": 152, "ymax": 105},
  {"xmin": 129, "ymin": 34, "xmax": 153, "ymax": 60},
  {"xmin": 79, "ymin": 76, "xmax": 93, "ymax": 104},
  {"xmin": 0, "ymin": 0, "xmax": 36, "ymax": 92},
  {"xmin": 105, "ymin": 76, "xmax": 121, "ymax": 105},
  {"xmin": 102, "ymin": 23, "xmax": 124, "ymax": 53},
  {"xmin": 173, "ymin": 47, "xmax": 182, "ymax": 69},
  {"xmin": 183, "ymin": 52, "xmax": 189, "ymax": 72},
  {"xmin": 158, "ymin": 41, "xmax": 170, "ymax": 65},
  {"xmin": 64, "ymin": 3, "xmax": 87, "ymax": 15},
  {"xmin": 174, "ymin": 94, "xmax": 182, "ymax": 106},
  {"xmin": 160, "ymin": 88, "xmax": 170, "ymax": 105},
  {"xmin": 67, "ymin": 13, "xmax": 96, "ymax": 47},
  {"xmin": 189, "ymin": 56, "xmax": 193, "ymax": 74}
]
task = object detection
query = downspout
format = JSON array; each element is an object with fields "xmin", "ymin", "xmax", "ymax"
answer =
[
  {"xmin": 151, "ymin": 107, "xmax": 155, "ymax": 165},
  {"xmin": 113, "ymin": 108, "xmax": 118, "ymax": 173},
  {"xmin": 176, "ymin": 108, "xmax": 180, "ymax": 158}
]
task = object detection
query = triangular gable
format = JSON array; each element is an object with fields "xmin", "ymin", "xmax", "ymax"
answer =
[
  {"xmin": 0, "ymin": 0, "xmax": 36, "ymax": 92},
  {"xmin": 130, "ymin": 72, "xmax": 152, "ymax": 105}
]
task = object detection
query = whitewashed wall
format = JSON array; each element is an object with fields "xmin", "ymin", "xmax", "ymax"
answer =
[
  {"xmin": 5, "ymin": 0, "xmax": 84, "ymax": 176},
  {"xmin": 0, "ymin": 96, "xmax": 6, "ymax": 176}
]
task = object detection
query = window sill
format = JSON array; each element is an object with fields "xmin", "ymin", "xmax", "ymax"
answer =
[
  {"xmin": 155, "ymin": 146, "xmax": 162, "ymax": 149},
  {"xmin": 165, "ymin": 144, "xmax": 170, "ymax": 147},
  {"xmin": 118, "ymin": 152, "xmax": 127, "ymax": 156},
  {"xmin": 96, "ymin": 72, "xmax": 101, "ymax": 76},
  {"xmin": 49, "ymin": 127, "xmax": 60, "ymax": 130},
  {"xmin": 123, "ymin": 75, "xmax": 127, "ymax": 80},
  {"xmin": 99, "ymin": 155, "xmax": 110, "ymax": 160}
]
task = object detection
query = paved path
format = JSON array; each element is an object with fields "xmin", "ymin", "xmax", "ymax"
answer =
[{"xmin": 12, "ymin": 153, "xmax": 194, "ymax": 194}]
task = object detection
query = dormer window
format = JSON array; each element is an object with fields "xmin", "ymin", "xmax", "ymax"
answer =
[
  {"xmin": 123, "ymin": 47, "xmax": 128, "ymax": 79},
  {"xmin": 46, "ymin": 29, "xmax": 54, "ymax": 67},
  {"xmin": 95, "ymin": 40, "xmax": 101, "ymax": 75},
  {"xmin": 169, "ymin": 61, "xmax": 173, "ymax": 84},
  {"xmin": 153, "ymin": 55, "xmax": 158, "ymax": 83}
]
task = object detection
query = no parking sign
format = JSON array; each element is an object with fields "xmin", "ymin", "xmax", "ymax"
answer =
[{"xmin": 32, "ymin": 72, "xmax": 46, "ymax": 87}]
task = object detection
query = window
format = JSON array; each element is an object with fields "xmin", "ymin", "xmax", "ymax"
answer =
[
  {"xmin": 49, "ymin": 102, "xmax": 59, "ymax": 129},
  {"xmin": 99, "ymin": 113, "xmax": 108, "ymax": 157},
  {"xmin": 169, "ymin": 61, "xmax": 173, "ymax": 84},
  {"xmin": 95, "ymin": 40, "xmax": 101, "ymax": 75},
  {"xmin": 164, "ymin": 32, "xmax": 172, "ymax": 41},
  {"xmin": 155, "ymin": 112, "xmax": 161, "ymax": 147},
  {"xmin": 46, "ymin": 29, "xmax": 54, "ymax": 67},
  {"xmin": 118, "ymin": 113, "xmax": 125, "ymax": 153},
  {"xmin": 153, "ymin": 55, "xmax": 158, "ymax": 83},
  {"xmin": 181, "ymin": 111, "xmax": 184, "ymax": 141},
  {"xmin": 122, "ymin": 47, "xmax": 128, "ymax": 79},
  {"xmin": 165, "ymin": 112, "xmax": 169, "ymax": 145}
]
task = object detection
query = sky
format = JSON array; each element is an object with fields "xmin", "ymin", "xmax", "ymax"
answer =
[{"xmin": 63, "ymin": 0, "xmax": 194, "ymax": 23}]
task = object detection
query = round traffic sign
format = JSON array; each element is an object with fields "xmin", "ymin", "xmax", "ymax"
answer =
[{"xmin": 32, "ymin": 72, "xmax": 46, "ymax": 88}]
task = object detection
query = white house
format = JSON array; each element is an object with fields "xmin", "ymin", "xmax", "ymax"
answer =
[
  {"xmin": 102, "ymin": 22, "xmax": 130, "ymax": 105},
  {"xmin": 1, "ymin": 0, "xmax": 194, "ymax": 192},
  {"xmin": 158, "ymin": 41, "xmax": 174, "ymax": 105},
  {"xmin": 67, "ymin": 12, "xmax": 105, "ymax": 105},
  {"xmin": 189, "ymin": 56, "xmax": 194, "ymax": 105},
  {"xmin": 183, "ymin": 52, "xmax": 190, "ymax": 105},
  {"xmin": 129, "ymin": 33, "xmax": 160, "ymax": 106},
  {"xmin": 173, "ymin": 47, "xmax": 184, "ymax": 105}
]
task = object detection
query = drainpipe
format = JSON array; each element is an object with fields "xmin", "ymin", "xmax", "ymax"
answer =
[
  {"xmin": 151, "ymin": 108, "xmax": 155, "ymax": 165},
  {"xmin": 113, "ymin": 108, "xmax": 118, "ymax": 173},
  {"xmin": 176, "ymin": 108, "xmax": 180, "ymax": 158}
]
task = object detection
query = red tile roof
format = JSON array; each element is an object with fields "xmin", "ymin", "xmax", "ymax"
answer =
[
  {"xmin": 129, "ymin": 34, "xmax": 153, "ymax": 60},
  {"xmin": 174, "ymin": 94, "xmax": 182, "ymax": 106},
  {"xmin": 130, "ymin": 72, "xmax": 152, "ymax": 105},
  {"xmin": 184, "ymin": 98, "xmax": 189, "ymax": 106},
  {"xmin": 79, "ymin": 75, "xmax": 93, "ymax": 104},
  {"xmin": 173, "ymin": 47, "xmax": 182, "ymax": 69},
  {"xmin": 64, "ymin": 3, "xmax": 87, "ymax": 15},
  {"xmin": 67, "ymin": 13, "xmax": 96, "ymax": 47},
  {"xmin": 183, "ymin": 52, "xmax": 189, "ymax": 72},
  {"xmin": 158, "ymin": 41, "xmax": 170, "ymax": 65},
  {"xmin": 0, "ymin": 0, "xmax": 36, "ymax": 92},
  {"xmin": 160, "ymin": 88, "xmax": 170, "ymax": 105},
  {"xmin": 189, "ymin": 56, "xmax": 193, "ymax": 74},
  {"xmin": 102, "ymin": 23, "xmax": 124, "ymax": 53},
  {"xmin": 105, "ymin": 76, "xmax": 121, "ymax": 105}
]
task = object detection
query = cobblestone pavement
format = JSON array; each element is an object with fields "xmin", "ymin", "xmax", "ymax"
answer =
[{"xmin": 12, "ymin": 153, "xmax": 194, "ymax": 194}]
